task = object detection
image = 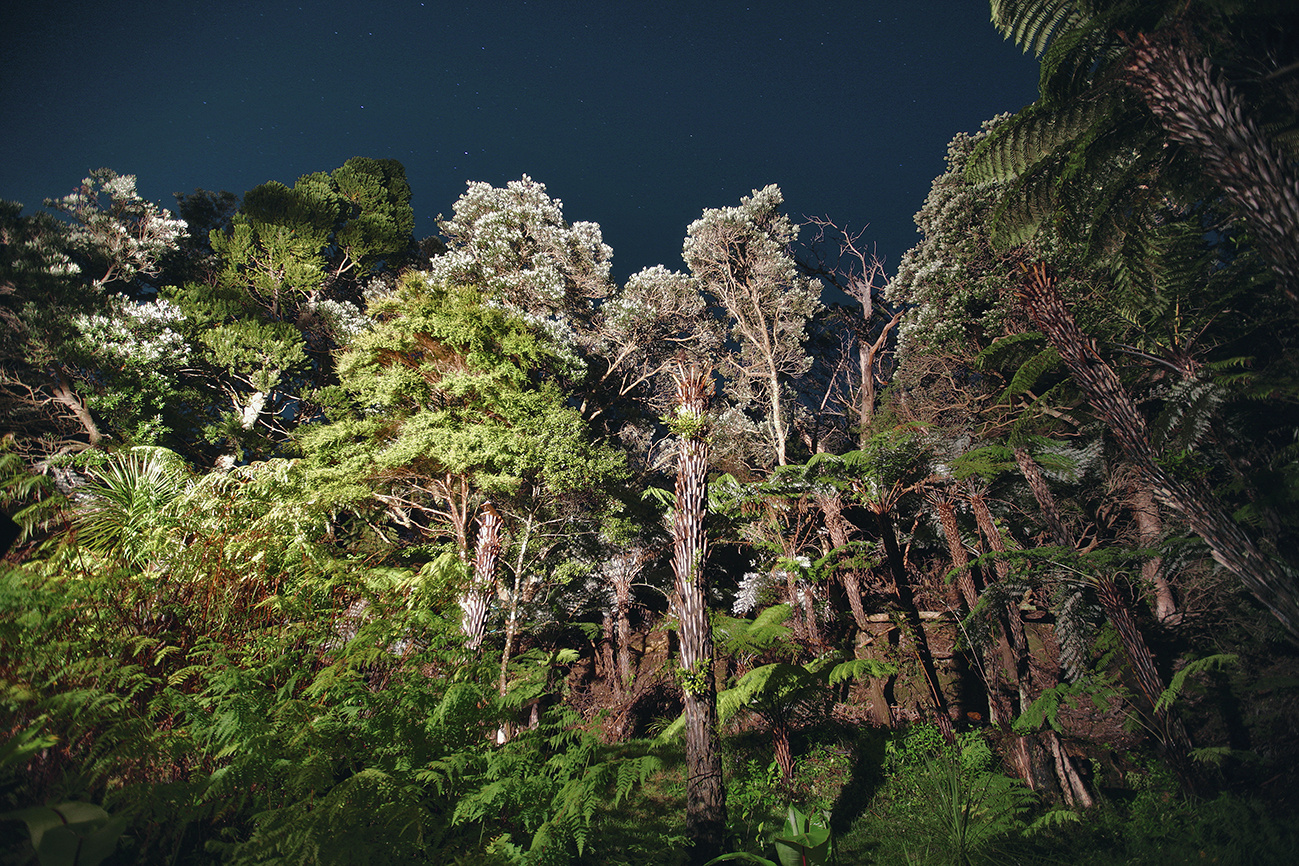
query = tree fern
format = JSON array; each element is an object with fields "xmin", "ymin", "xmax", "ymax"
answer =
[{"xmin": 967, "ymin": 99, "xmax": 1108, "ymax": 187}]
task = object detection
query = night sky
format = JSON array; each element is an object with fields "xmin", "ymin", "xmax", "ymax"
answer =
[{"xmin": 1, "ymin": 1, "xmax": 1039, "ymax": 280}]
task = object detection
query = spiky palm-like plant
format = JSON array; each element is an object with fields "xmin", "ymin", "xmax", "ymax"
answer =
[{"xmin": 73, "ymin": 446, "xmax": 189, "ymax": 567}]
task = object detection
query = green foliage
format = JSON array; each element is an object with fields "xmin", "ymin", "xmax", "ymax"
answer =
[
  {"xmin": 1, "ymin": 802, "xmax": 127, "ymax": 866},
  {"xmin": 714, "ymin": 605, "xmax": 795, "ymax": 659},
  {"xmin": 1022, "ymin": 790, "xmax": 1299, "ymax": 865},
  {"xmin": 1154, "ymin": 653, "xmax": 1238, "ymax": 715},
  {"xmin": 706, "ymin": 804, "xmax": 833, "ymax": 866},
  {"xmin": 841, "ymin": 726, "xmax": 1036, "ymax": 866},
  {"xmin": 71, "ymin": 446, "xmax": 189, "ymax": 566},
  {"xmin": 1013, "ymin": 678, "xmax": 1122, "ymax": 734},
  {"xmin": 717, "ymin": 664, "xmax": 822, "ymax": 729}
]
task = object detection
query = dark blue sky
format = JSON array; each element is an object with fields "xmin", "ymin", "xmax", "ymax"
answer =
[{"xmin": 1, "ymin": 1, "xmax": 1039, "ymax": 280}]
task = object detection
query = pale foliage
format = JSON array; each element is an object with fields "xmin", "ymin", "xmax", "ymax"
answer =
[
  {"xmin": 431, "ymin": 175, "xmax": 613, "ymax": 317},
  {"xmin": 887, "ymin": 122, "xmax": 1020, "ymax": 359},
  {"xmin": 683, "ymin": 184, "xmax": 822, "ymax": 465},
  {"xmin": 45, "ymin": 169, "xmax": 188, "ymax": 290}
]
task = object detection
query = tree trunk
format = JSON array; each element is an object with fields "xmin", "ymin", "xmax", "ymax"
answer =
[
  {"xmin": 945, "ymin": 488, "xmax": 1041, "ymax": 790},
  {"xmin": 875, "ymin": 506, "xmax": 954, "ymax": 742},
  {"xmin": 823, "ymin": 486, "xmax": 895, "ymax": 726},
  {"xmin": 1017, "ymin": 262, "xmax": 1299, "ymax": 640},
  {"xmin": 769, "ymin": 369, "xmax": 788, "ymax": 466},
  {"xmin": 934, "ymin": 494, "xmax": 979, "ymax": 611},
  {"xmin": 1016, "ymin": 444, "xmax": 1196, "ymax": 795},
  {"xmin": 1132, "ymin": 485, "xmax": 1177, "ymax": 623},
  {"xmin": 462, "ymin": 503, "xmax": 502, "ymax": 652},
  {"xmin": 772, "ymin": 720, "xmax": 795, "ymax": 782},
  {"xmin": 816, "ymin": 491, "xmax": 871, "ymax": 630},
  {"xmin": 50, "ymin": 367, "xmax": 101, "ymax": 448},
  {"xmin": 967, "ymin": 484, "xmax": 1068, "ymax": 796},
  {"xmin": 607, "ymin": 548, "xmax": 643, "ymax": 697},
  {"xmin": 670, "ymin": 366, "xmax": 726, "ymax": 863},
  {"xmin": 1126, "ymin": 32, "xmax": 1299, "ymax": 304}
]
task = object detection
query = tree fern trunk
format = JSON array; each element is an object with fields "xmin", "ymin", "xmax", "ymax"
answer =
[
  {"xmin": 609, "ymin": 550, "xmax": 641, "ymax": 696},
  {"xmin": 462, "ymin": 504, "xmax": 502, "ymax": 652},
  {"xmin": 1017, "ymin": 262, "xmax": 1299, "ymax": 641},
  {"xmin": 1126, "ymin": 31, "xmax": 1299, "ymax": 303},
  {"xmin": 1016, "ymin": 442, "xmax": 1197, "ymax": 794},
  {"xmin": 1132, "ymin": 485, "xmax": 1177, "ymax": 623},
  {"xmin": 670, "ymin": 365, "xmax": 726, "ymax": 863},
  {"xmin": 820, "ymin": 492, "xmax": 893, "ymax": 725},
  {"xmin": 934, "ymin": 493, "xmax": 979, "ymax": 610},
  {"xmin": 772, "ymin": 720, "xmax": 795, "ymax": 782}
]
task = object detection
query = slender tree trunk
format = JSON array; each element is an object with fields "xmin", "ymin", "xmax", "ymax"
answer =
[
  {"xmin": 772, "ymin": 720, "xmax": 795, "ymax": 782},
  {"xmin": 874, "ymin": 506, "xmax": 954, "ymax": 742},
  {"xmin": 1047, "ymin": 729, "xmax": 1094, "ymax": 808},
  {"xmin": 819, "ymin": 491, "xmax": 872, "ymax": 631},
  {"xmin": 934, "ymin": 494, "xmax": 979, "ymax": 610},
  {"xmin": 783, "ymin": 565, "xmax": 807, "ymax": 641},
  {"xmin": 1016, "ymin": 444, "xmax": 1197, "ymax": 795},
  {"xmin": 943, "ymin": 488, "xmax": 1045, "ymax": 790},
  {"xmin": 820, "ymin": 490, "xmax": 894, "ymax": 726},
  {"xmin": 769, "ymin": 370, "xmax": 788, "ymax": 466},
  {"xmin": 670, "ymin": 366, "xmax": 726, "ymax": 864},
  {"xmin": 799, "ymin": 582, "xmax": 821, "ymax": 646}
]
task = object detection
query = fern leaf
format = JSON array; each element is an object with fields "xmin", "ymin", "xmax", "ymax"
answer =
[
  {"xmin": 1155, "ymin": 653, "xmax": 1238, "ymax": 714},
  {"xmin": 990, "ymin": 0, "xmax": 1086, "ymax": 57},
  {"xmin": 828, "ymin": 657, "xmax": 896, "ymax": 686},
  {"xmin": 1002, "ymin": 346, "xmax": 1062, "ymax": 401}
]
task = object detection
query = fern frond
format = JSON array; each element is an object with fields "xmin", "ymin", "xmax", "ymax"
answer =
[
  {"xmin": 1001, "ymin": 347, "xmax": 1062, "ymax": 402},
  {"xmin": 827, "ymin": 657, "xmax": 896, "ymax": 687},
  {"xmin": 975, "ymin": 331, "xmax": 1047, "ymax": 372},
  {"xmin": 1155, "ymin": 653, "xmax": 1238, "ymax": 714},
  {"xmin": 1151, "ymin": 377, "xmax": 1228, "ymax": 453},
  {"xmin": 968, "ymin": 100, "xmax": 1105, "ymax": 186},
  {"xmin": 1055, "ymin": 580, "xmax": 1103, "ymax": 682},
  {"xmin": 990, "ymin": 0, "xmax": 1086, "ymax": 57}
]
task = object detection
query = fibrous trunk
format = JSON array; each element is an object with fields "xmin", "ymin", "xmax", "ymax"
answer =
[
  {"xmin": 1015, "ymin": 443, "xmax": 1195, "ymax": 794},
  {"xmin": 461, "ymin": 503, "xmax": 502, "ymax": 652},
  {"xmin": 1017, "ymin": 262, "xmax": 1299, "ymax": 641},
  {"xmin": 1126, "ymin": 31, "xmax": 1299, "ymax": 304},
  {"xmin": 670, "ymin": 366, "xmax": 726, "ymax": 863}
]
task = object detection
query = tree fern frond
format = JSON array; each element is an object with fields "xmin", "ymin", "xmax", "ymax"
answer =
[
  {"xmin": 990, "ymin": 0, "xmax": 1087, "ymax": 57},
  {"xmin": 1001, "ymin": 347, "xmax": 1062, "ymax": 401},
  {"xmin": 1054, "ymin": 580, "xmax": 1103, "ymax": 682},
  {"xmin": 968, "ymin": 99, "xmax": 1106, "ymax": 186},
  {"xmin": 1036, "ymin": 12, "xmax": 1125, "ymax": 104},
  {"xmin": 827, "ymin": 657, "xmax": 896, "ymax": 687},
  {"xmin": 1154, "ymin": 653, "xmax": 1238, "ymax": 714},
  {"xmin": 1006, "ymin": 381, "xmax": 1075, "ymax": 443},
  {"xmin": 1150, "ymin": 377, "xmax": 1228, "ymax": 452},
  {"xmin": 975, "ymin": 331, "xmax": 1048, "ymax": 372},
  {"xmin": 962, "ymin": 577, "xmax": 1035, "ymax": 655},
  {"xmin": 990, "ymin": 164, "xmax": 1060, "ymax": 247}
]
